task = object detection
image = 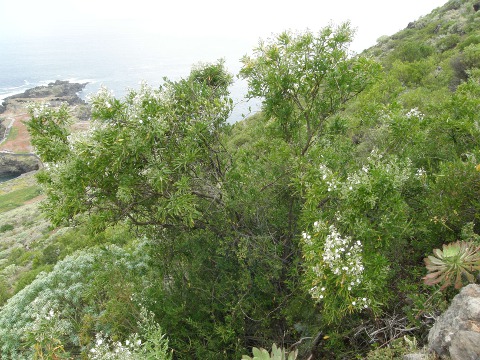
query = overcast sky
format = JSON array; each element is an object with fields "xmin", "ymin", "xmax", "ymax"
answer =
[{"xmin": 1, "ymin": 0, "xmax": 447, "ymax": 52}]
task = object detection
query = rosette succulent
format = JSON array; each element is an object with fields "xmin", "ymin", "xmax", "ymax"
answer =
[{"xmin": 423, "ymin": 241, "xmax": 480, "ymax": 290}]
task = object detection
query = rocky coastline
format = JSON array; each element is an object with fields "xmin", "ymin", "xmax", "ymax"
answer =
[
  {"xmin": 0, "ymin": 80, "xmax": 88, "ymax": 115},
  {"xmin": 0, "ymin": 80, "xmax": 90, "ymax": 182}
]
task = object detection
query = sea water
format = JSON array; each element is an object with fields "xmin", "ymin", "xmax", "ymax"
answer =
[{"xmin": 0, "ymin": 32, "xmax": 261, "ymax": 122}]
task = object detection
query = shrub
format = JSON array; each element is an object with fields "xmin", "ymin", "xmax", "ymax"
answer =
[
  {"xmin": 394, "ymin": 41, "xmax": 434, "ymax": 63},
  {"xmin": 88, "ymin": 308, "xmax": 172, "ymax": 360},
  {"xmin": 300, "ymin": 151, "xmax": 416, "ymax": 323},
  {"xmin": 0, "ymin": 241, "xmax": 150, "ymax": 358},
  {"xmin": 391, "ymin": 59, "xmax": 435, "ymax": 86},
  {"xmin": 0, "ymin": 224, "xmax": 14, "ymax": 233},
  {"xmin": 436, "ymin": 34, "xmax": 461, "ymax": 52}
]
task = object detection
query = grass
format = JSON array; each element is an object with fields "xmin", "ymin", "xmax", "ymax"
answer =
[
  {"xmin": 5, "ymin": 126, "xmax": 18, "ymax": 142},
  {"xmin": 0, "ymin": 172, "xmax": 38, "ymax": 195},
  {"xmin": 0, "ymin": 172, "xmax": 43, "ymax": 213},
  {"xmin": 0, "ymin": 185, "xmax": 42, "ymax": 213}
]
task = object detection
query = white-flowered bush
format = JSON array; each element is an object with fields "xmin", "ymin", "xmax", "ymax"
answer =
[
  {"xmin": 300, "ymin": 150, "xmax": 420, "ymax": 322},
  {"xmin": 302, "ymin": 221, "xmax": 371, "ymax": 323},
  {"xmin": 0, "ymin": 241, "xmax": 150, "ymax": 359},
  {"xmin": 89, "ymin": 307, "xmax": 172, "ymax": 360}
]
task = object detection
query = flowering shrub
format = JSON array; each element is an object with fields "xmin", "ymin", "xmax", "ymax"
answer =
[
  {"xmin": 299, "ymin": 150, "xmax": 418, "ymax": 322},
  {"xmin": 0, "ymin": 241, "xmax": 150, "ymax": 359},
  {"xmin": 302, "ymin": 221, "xmax": 372, "ymax": 323},
  {"xmin": 90, "ymin": 333, "xmax": 143, "ymax": 360},
  {"xmin": 88, "ymin": 307, "xmax": 172, "ymax": 359}
]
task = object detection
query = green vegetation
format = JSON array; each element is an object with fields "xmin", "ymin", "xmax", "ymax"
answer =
[
  {"xmin": 0, "ymin": 184, "xmax": 42, "ymax": 213},
  {"xmin": 3, "ymin": 125, "xmax": 18, "ymax": 142},
  {"xmin": 242, "ymin": 344, "xmax": 298, "ymax": 360},
  {"xmin": 0, "ymin": 1, "xmax": 480, "ymax": 358}
]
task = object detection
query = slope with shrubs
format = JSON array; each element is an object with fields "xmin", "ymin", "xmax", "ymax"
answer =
[{"xmin": 0, "ymin": 1, "xmax": 479, "ymax": 359}]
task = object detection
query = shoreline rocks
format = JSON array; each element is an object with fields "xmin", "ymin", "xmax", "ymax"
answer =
[{"xmin": 0, "ymin": 80, "xmax": 88, "ymax": 115}]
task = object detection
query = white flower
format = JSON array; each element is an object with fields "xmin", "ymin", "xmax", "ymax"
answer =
[
  {"xmin": 416, "ymin": 168, "xmax": 426, "ymax": 177},
  {"xmin": 352, "ymin": 301, "xmax": 356, "ymax": 306}
]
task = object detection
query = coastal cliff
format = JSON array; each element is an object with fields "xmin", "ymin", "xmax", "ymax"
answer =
[{"xmin": 0, "ymin": 153, "xmax": 40, "ymax": 180}]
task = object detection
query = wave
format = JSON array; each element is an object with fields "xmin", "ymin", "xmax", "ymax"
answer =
[{"xmin": 0, "ymin": 89, "xmax": 28, "ymax": 101}]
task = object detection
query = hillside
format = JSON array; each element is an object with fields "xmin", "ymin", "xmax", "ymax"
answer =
[{"xmin": 0, "ymin": 1, "xmax": 479, "ymax": 359}]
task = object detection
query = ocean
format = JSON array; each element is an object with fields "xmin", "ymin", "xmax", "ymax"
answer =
[{"xmin": 0, "ymin": 32, "xmax": 261, "ymax": 122}]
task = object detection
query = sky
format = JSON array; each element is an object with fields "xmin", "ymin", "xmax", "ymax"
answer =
[{"xmin": 0, "ymin": 0, "xmax": 448, "ymax": 53}]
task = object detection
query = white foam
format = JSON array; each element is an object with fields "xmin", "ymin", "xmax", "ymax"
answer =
[{"xmin": 0, "ymin": 90, "xmax": 28, "ymax": 101}]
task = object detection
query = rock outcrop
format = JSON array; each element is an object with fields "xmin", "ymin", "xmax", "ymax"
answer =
[
  {"xmin": 0, "ymin": 153, "xmax": 41, "ymax": 179},
  {"xmin": 0, "ymin": 80, "xmax": 88, "ymax": 114},
  {"xmin": 428, "ymin": 284, "xmax": 480, "ymax": 359}
]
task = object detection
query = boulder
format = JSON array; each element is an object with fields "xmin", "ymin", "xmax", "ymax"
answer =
[
  {"xmin": 403, "ymin": 354, "xmax": 427, "ymax": 360},
  {"xmin": 449, "ymin": 330, "xmax": 480, "ymax": 360},
  {"xmin": 428, "ymin": 284, "xmax": 480, "ymax": 359}
]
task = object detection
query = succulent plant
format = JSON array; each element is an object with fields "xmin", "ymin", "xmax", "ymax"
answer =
[
  {"xmin": 242, "ymin": 344, "xmax": 298, "ymax": 360},
  {"xmin": 423, "ymin": 241, "xmax": 480, "ymax": 290}
]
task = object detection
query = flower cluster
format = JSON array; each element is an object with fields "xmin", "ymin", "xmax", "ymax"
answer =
[
  {"xmin": 302, "ymin": 221, "xmax": 370, "ymax": 311},
  {"xmin": 317, "ymin": 150, "xmax": 412, "ymax": 203},
  {"xmin": 415, "ymin": 167, "xmax": 427, "ymax": 178},
  {"xmin": 405, "ymin": 107, "xmax": 424, "ymax": 120},
  {"xmin": 89, "ymin": 333, "xmax": 143, "ymax": 360},
  {"xmin": 322, "ymin": 225, "xmax": 364, "ymax": 279},
  {"xmin": 89, "ymin": 87, "xmax": 115, "ymax": 113},
  {"xmin": 27, "ymin": 102, "xmax": 51, "ymax": 119}
]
